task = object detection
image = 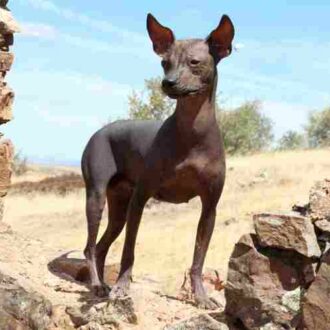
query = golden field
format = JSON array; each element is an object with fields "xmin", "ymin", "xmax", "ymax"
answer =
[{"xmin": 4, "ymin": 148, "xmax": 330, "ymax": 294}]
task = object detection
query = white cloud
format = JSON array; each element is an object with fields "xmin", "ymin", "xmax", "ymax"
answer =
[
  {"xmin": 21, "ymin": 22, "xmax": 58, "ymax": 39},
  {"xmin": 19, "ymin": 11, "xmax": 154, "ymax": 59},
  {"xmin": 61, "ymin": 34, "xmax": 153, "ymax": 59},
  {"xmin": 19, "ymin": 20, "xmax": 154, "ymax": 60},
  {"xmin": 233, "ymin": 43, "xmax": 245, "ymax": 51},
  {"xmin": 36, "ymin": 107, "xmax": 102, "ymax": 128},
  {"xmin": 63, "ymin": 72, "xmax": 132, "ymax": 97},
  {"xmin": 24, "ymin": 0, "xmax": 147, "ymax": 46},
  {"xmin": 262, "ymin": 100, "xmax": 311, "ymax": 138}
]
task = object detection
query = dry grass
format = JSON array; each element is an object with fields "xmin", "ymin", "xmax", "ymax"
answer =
[{"xmin": 4, "ymin": 149, "xmax": 330, "ymax": 294}]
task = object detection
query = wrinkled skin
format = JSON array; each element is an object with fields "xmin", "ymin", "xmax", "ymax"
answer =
[{"xmin": 82, "ymin": 13, "xmax": 234, "ymax": 310}]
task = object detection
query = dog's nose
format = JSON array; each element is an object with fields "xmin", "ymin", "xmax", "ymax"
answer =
[{"xmin": 162, "ymin": 78, "xmax": 177, "ymax": 89}]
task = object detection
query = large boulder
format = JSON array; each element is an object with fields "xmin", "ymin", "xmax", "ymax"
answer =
[
  {"xmin": 301, "ymin": 251, "xmax": 330, "ymax": 330},
  {"xmin": 225, "ymin": 234, "xmax": 310, "ymax": 330},
  {"xmin": 254, "ymin": 213, "xmax": 321, "ymax": 258}
]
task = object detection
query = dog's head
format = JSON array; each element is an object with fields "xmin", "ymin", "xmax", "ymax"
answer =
[{"xmin": 147, "ymin": 14, "xmax": 235, "ymax": 99}]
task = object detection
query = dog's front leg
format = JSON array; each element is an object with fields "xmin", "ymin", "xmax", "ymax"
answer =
[
  {"xmin": 109, "ymin": 185, "xmax": 148, "ymax": 299},
  {"xmin": 190, "ymin": 195, "xmax": 221, "ymax": 310}
]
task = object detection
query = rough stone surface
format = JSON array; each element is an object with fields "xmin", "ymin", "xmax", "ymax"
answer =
[
  {"xmin": 254, "ymin": 213, "xmax": 321, "ymax": 258},
  {"xmin": 0, "ymin": 265, "xmax": 139, "ymax": 330},
  {"xmin": 301, "ymin": 250, "xmax": 330, "ymax": 330},
  {"xmin": 225, "ymin": 234, "xmax": 307, "ymax": 330},
  {"xmin": 0, "ymin": 139, "xmax": 13, "ymax": 197},
  {"xmin": 66, "ymin": 297, "xmax": 137, "ymax": 329},
  {"xmin": 0, "ymin": 271, "xmax": 53, "ymax": 329},
  {"xmin": 309, "ymin": 179, "xmax": 330, "ymax": 221},
  {"xmin": 0, "ymin": 7, "xmax": 20, "ymax": 33},
  {"xmin": 0, "ymin": 1, "xmax": 8, "ymax": 9},
  {"xmin": 0, "ymin": 33, "xmax": 13, "ymax": 50},
  {"xmin": 314, "ymin": 219, "xmax": 330, "ymax": 235},
  {"xmin": 164, "ymin": 313, "xmax": 229, "ymax": 330},
  {"xmin": 0, "ymin": 1, "xmax": 17, "ymax": 229},
  {"xmin": 0, "ymin": 83, "xmax": 14, "ymax": 123},
  {"xmin": 0, "ymin": 50, "xmax": 13, "ymax": 71}
]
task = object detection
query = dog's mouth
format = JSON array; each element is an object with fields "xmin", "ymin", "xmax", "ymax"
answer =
[{"xmin": 162, "ymin": 87, "xmax": 201, "ymax": 99}]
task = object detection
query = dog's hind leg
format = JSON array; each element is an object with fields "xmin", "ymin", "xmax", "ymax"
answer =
[
  {"xmin": 96, "ymin": 188, "xmax": 131, "ymax": 282},
  {"xmin": 82, "ymin": 135, "xmax": 117, "ymax": 297},
  {"xmin": 84, "ymin": 187, "xmax": 109, "ymax": 296}
]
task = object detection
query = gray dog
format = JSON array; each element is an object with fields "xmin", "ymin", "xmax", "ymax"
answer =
[{"xmin": 81, "ymin": 13, "xmax": 235, "ymax": 309}]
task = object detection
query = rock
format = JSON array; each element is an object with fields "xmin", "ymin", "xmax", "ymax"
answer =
[
  {"xmin": 314, "ymin": 219, "xmax": 330, "ymax": 253},
  {"xmin": 0, "ymin": 50, "xmax": 13, "ymax": 71},
  {"xmin": 0, "ymin": 83, "xmax": 14, "ymax": 124},
  {"xmin": 107, "ymin": 296, "xmax": 138, "ymax": 324},
  {"xmin": 301, "ymin": 250, "xmax": 330, "ymax": 330},
  {"xmin": 292, "ymin": 203, "xmax": 309, "ymax": 216},
  {"xmin": 309, "ymin": 179, "xmax": 330, "ymax": 221},
  {"xmin": 164, "ymin": 313, "xmax": 229, "ymax": 330},
  {"xmin": 314, "ymin": 219, "xmax": 330, "ymax": 235},
  {"xmin": 0, "ymin": 271, "xmax": 53, "ymax": 329},
  {"xmin": 0, "ymin": 32, "xmax": 13, "ymax": 50},
  {"xmin": 0, "ymin": 139, "xmax": 13, "ymax": 197},
  {"xmin": 66, "ymin": 297, "xmax": 137, "ymax": 329},
  {"xmin": 254, "ymin": 213, "xmax": 321, "ymax": 258},
  {"xmin": 49, "ymin": 305, "xmax": 75, "ymax": 330},
  {"xmin": 66, "ymin": 306, "xmax": 93, "ymax": 327},
  {"xmin": 0, "ymin": 7, "xmax": 20, "ymax": 33},
  {"xmin": 225, "ymin": 234, "xmax": 306, "ymax": 330},
  {"xmin": 0, "ymin": 0, "xmax": 9, "ymax": 10},
  {"xmin": 0, "ymin": 309, "xmax": 26, "ymax": 329}
]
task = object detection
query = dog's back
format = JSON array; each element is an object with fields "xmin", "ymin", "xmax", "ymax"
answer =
[{"xmin": 81, "ymin": 119, "xmax": 163, "ymax": 188}]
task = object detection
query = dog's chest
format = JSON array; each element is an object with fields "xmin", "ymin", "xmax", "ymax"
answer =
[{"xmin": 154, "ymin": 153, "xmax": 216, "ymax": 203}]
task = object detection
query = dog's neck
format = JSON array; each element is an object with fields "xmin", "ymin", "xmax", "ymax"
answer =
[{"xmin": 173, "ymin": 70, "xmax": 218, "ymax": 140}]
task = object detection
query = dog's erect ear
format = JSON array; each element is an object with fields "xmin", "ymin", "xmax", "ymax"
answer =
[
  {"xmin": 206, "ymin": 15, "xmax": 235, "ymax": 62},
  {"xmin": 147, "ymin": 13, "xmax": 175, "ymax": 55}
]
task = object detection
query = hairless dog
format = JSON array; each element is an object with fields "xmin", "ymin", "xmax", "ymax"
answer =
[{"xmin": 81, "ymin": 13, "xmax": 235, "ymax": 309}]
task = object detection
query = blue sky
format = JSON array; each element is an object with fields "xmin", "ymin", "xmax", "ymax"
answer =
[{"xmin": 4, "ymin": 0, "xmax": 330, "ymax": 164}]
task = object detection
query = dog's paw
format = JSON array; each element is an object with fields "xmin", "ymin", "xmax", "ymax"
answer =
[
  {"xmin": 109, "ymin": 282, "xmax": 130, "ymax": 300},
  {"xmin": 195, "ymin": 295, "xmax": 221, "ymax": 310},
  {"xmin": 92, "ymin": 284, "xmax": 110, "ymax": 298}
]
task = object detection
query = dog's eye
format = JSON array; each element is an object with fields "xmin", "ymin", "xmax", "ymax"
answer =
[
  {"xmin": 190, "ymin": 59, "xmax": 200, "ymax": 66},
  {"xmin": 161, "ymin": 60, "xmax": 170, "ymax": 69}
]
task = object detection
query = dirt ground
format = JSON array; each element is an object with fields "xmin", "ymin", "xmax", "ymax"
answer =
[{"xmin": 1, "ymin": 149, "xmax": 330, "ymax": 328}]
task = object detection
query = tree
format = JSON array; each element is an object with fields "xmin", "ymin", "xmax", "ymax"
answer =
[
  {"xmin": 217, "ymin": 101, "xmax": 274, "ymax": 155},
  {"xmin": 305, "ymin": 107, "xmax": 330, "ymax": 148},
  {"xmin": 277, "ymin": 130, "xmax": 305, "ymax": 150},
  {"xmin": 128, "ymin": 77, "xmax": 175, "ymax": 120}
]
